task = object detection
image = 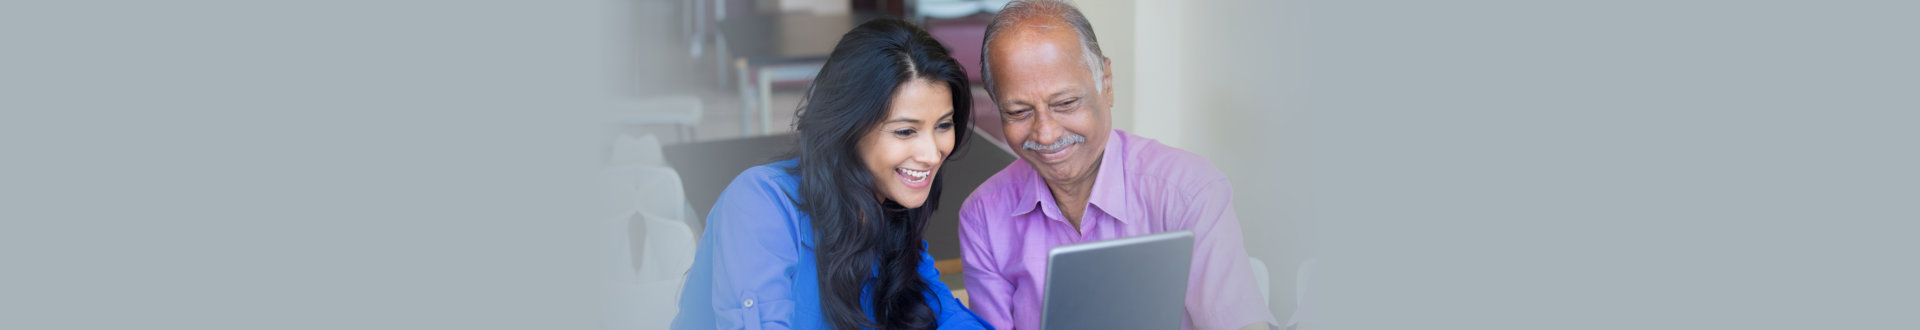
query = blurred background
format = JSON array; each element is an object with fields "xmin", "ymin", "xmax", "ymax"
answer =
[{"xmin": 607, "ymin": 0, "xmax": 1312, "ymax": 328}]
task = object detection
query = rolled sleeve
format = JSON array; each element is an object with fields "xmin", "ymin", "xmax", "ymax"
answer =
[
  {"xmin": 1178, "ymin": 178, "xmax": 1280, "ymax": 330},
  {"xmin": 703, "ymin": 168, "xmax": 803, "ymax": 329}
]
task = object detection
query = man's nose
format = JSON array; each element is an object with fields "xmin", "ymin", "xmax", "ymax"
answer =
[{"xmin": 1030, "ymin": 108, "xmax": 1063, "ymax": 146}]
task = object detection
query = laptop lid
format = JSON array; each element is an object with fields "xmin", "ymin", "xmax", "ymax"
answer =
[{"xmin": 1040, "ymin": 230, "xmax": 1195, "ymax": 330}]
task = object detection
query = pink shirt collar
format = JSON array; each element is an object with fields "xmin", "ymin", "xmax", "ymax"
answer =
[{"xmin": 1008, "ymin": 129, "xmax": 1133, "ymax": 224}]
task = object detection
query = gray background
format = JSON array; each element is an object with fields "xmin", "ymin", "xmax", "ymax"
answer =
[
  {"xmin": 1297, "ymin": 0, "xmax": 1920, "ymax": 329},
  {"xmin": 3, "ymin": 1, "xmax": 604, "ymax": 329}
]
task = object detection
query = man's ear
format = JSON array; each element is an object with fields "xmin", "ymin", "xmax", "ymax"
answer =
[{"xmin": 1100, "ymin": 56, "xmax": 1115, "ymax": 107}]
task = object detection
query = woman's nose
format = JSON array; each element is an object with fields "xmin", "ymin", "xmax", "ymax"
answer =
[{"xmin": 913, "ymin": 132, "xmax": 943, "ymax": 165}]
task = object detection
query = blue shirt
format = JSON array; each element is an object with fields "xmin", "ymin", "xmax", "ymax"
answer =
[{"xmin": 672, "ymin": 159, "xmax": 992, "ymax": 330}]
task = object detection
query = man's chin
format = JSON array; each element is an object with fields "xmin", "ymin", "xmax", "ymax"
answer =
[
  {"xmin": 1022, "ymin": 153, "xmax": 1095, "ymax": 183},
  {"xmin": 1034, "ymin": 163, "xmax": 1085, "ymax": 183},
  {"xmin": 1021, "ymin": 154, "xmax": 1071, "ymax": 174}
]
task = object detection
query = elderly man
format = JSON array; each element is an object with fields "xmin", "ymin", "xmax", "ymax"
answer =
[{"xmin": 957, "ymin": 1, "xmax": 1280, "ymax": 330}]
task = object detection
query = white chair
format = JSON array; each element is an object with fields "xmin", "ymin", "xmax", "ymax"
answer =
[
  {"xmin": 1250, "ymin": 257, "xmax": 1272, "ymax": 307},
  {"xmin": 1253, "ymin": 257, "xmax": 1324, "ymax": 330},
  {"xmin": 631, "ymin": 166, "xmax": 686, "ymax": 223},
  {"xmin": 916, "ymin": 0, "xmax": 986, "ymax": 19},
  {"xmin": 1287, "ymin": 258, "xmax": 1318, "ymax": 330},
  {"xmin": 601, "ymin": 208, "xmax": 694, "ymax": 330},
  {"xmin": 607, "ymin": 134, "xmax": 666, "ymax": 168},
  {"xmin": 599, "ymin": 178, "xmax": 650, "ymax": 330},
  {"xmin": 632, "ymin": 166, "xmax": 695, "ymax": 282},
  {"xmin": 599, "ymin": 146, "xmax": 696, "ymax": 281},
  {"xmin": 609, "ymin": 96, "xmax": 703, "ymax": 143},
  {"xmin": 601, "ymin": 212, "xmax": 641, "ymax": 330},
  {"xmin": 599, "ymin": 133, "xmax": 699, "ymax": 329}
]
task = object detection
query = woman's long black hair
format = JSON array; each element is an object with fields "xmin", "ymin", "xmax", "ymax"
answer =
[{"xmin": 786, "ymin": 18, "xmax": 972, "ymax": 330}]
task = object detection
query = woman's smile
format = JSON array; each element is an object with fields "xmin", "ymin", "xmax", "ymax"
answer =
[{"xmin": 896, "ymin": 166, "xmax": 935, "ymax": 190}]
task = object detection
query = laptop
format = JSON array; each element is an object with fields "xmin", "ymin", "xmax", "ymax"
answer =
[{"xmin": 1040, "ymin": 230, "xmax": 1195, "ymax": 330}]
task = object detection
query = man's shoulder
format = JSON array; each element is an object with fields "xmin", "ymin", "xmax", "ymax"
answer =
[
  {"xmin": 959, "ymin": 160, "xmax": 1032, "ymax": 220},
  {"xmin": 1119, "ymin": 131, "xmax": 1230, "ymax": 189}
]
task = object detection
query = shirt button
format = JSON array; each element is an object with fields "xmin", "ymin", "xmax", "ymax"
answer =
[{"xmin": 742, "ymin": 298, "xmax": 754, "ymax": 308}]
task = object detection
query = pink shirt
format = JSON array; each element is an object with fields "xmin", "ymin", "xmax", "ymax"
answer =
[{"xmin": 959, "ymin": 129, "xmax": 1279, "ymax": 330}]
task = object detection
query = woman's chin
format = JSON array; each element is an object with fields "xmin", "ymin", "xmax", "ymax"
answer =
[{"xmin": 890, "ymin": 195, "xmax": 928, "ymax": 209}]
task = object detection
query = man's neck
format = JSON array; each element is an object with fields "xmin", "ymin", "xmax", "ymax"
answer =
[{"xmin": 1047, "ymin": 157, "xmax": 1102, "ymax": 232}]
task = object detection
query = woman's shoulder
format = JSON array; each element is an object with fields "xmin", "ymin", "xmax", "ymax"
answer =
[
  {"xmin": 709, "ymin": 158, "xmax": 806, "ymax": 227},
  {"xmin": 701, "ymin": 158, "xmax": 817, "ymax": 258},
  {"xmin": 722, "ymin": 158, "xmax": 802, "ymax": 198}
]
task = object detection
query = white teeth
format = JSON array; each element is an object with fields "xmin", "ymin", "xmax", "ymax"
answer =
[{"xmin": 899, "ymin": 168, "xmax": 930, "ymax": 183}]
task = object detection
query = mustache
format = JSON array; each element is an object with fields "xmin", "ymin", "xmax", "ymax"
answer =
[{"xmin": 1022, "ymin": 133, "xmax": 1086, "ymax": 151}]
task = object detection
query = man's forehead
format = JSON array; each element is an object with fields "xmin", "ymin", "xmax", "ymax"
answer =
[
  {"xmin": 986, "ymin": 16, "xmax": 1097, "ymax": 103},
  {"xmin": 989, "ymin": 29, "xmax": 1086, "ymax": 82},
  {"xmin": 995, "ymin": 38, "xmax": 1074, "ymax": 70},
  {"xmin": 990, "ymin": 21, "xmax": 1082, "ymax": 58}
]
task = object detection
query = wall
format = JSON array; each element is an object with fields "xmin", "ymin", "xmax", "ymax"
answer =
[
  {"xmin": 1179, "ymin": 0, "xmax": 1312, "ymax": 323},
  {"xmin": 1126, "ymin": 1, "xmax": 1920, "ymax": 328},
  {"xmin": 1119, "ymin": 0, "xmax": 1311, "ymax": 323},
  {"xmin": 1072, "ymin": 0, "xmax": 1135, "ymax": 136}
]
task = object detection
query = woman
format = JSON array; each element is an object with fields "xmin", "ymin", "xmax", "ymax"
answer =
[{"xmin": 672, "ymin": 19, "xmax": 990, "ymax": 330}]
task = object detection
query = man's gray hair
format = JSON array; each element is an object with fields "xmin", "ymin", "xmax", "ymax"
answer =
[{"xmin": 981, "ymin": 0, "xmax": 1107, "ymax": 99}]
